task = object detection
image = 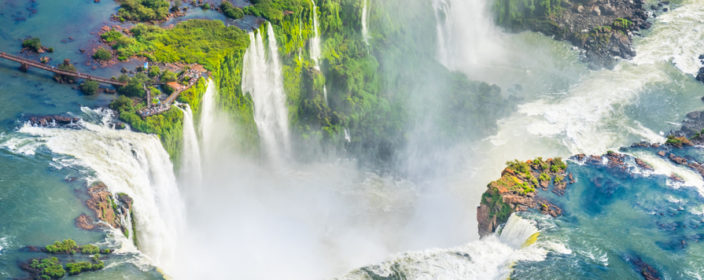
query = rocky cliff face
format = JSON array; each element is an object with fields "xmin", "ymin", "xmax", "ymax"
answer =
[
  {"xmin": 495, "ymin": 0, "xmax": 651, "ymax": 68},
  {"xmin": 477, "ymin": 157, "xmax": 570, "ymax": 237}
]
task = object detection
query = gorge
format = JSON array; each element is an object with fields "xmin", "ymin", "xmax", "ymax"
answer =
[{"xmin": 0, "ymin": 0, "xmax": 703, "ymax": 279}]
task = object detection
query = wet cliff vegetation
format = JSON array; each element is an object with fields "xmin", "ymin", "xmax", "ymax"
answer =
[{"xmin": 103, "ymin": 0, "xmax": 513, "ymax": 171}]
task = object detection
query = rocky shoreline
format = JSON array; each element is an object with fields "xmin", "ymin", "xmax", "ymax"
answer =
[{"xmin": 75, "ymin": 182, "xmax": 135, "ymax": 243}]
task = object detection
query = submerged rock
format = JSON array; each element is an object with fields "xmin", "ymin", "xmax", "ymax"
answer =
[{"xmin": 27, "ymin": 115, "xmax": 79, "ymax": 127}]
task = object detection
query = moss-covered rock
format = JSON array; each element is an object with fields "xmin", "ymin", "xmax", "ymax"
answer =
[{"xmin": 477, "ymin": 157, "xmax": 569, "ymax": 237}]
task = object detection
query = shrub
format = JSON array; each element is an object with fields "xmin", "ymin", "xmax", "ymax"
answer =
[
  {"xmin": 29, "ymin": 257, "xmax": 65, "ymax": 279},
  {"xmin": 110, "ymin": 95, "xmax": 134, "ymax": 112},
  {"xmin": 148, "ymin": 65, "xmax": 161, "ymax": 78},
  {"xmin": 92, "ymin": 48, "xmax": 112, "ymax": 61},
  {"xmin": 22, "ymin": 37, "xmax": 42, "ymax": 52},
  {"xmin": 79, "ymin": 244, "xmax": 100, "ymax": 254},
  {"xmin": 45, "ymin": 239, "xmax": 78, "ymax": 254},
  {"xmin": 117, "ymin": 0, "xmax": 170, "ymax": 22},
  {"xmin": 79, "ymin": 80, "xmax": 100, "ymax": 95},
  {"xmin": 65, "ymin": 261, "xmax": 93, "ymax": 275},
  {"xmin": 161, "ymin": 70, "xmax": 178, "ymax": 82},
  {"xmin": 221, "ymin": 1, "xmax": 244, "ymax": 19}
]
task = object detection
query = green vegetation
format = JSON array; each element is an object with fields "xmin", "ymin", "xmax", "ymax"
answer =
[
  {"xmin": 161, "ymin": 69, "xmax": 178, "ymax": 82},
  {"xmin": 666, "ymin": 135, "xmax": 692, "ymax": 148},
  {"xmin": 116, "ymin": 0, "xmax": 171, "ymax": 22},
  {"xmin": 92, "ymin": 47, "xmax": 112, "ymax": 61},
  {"xmin": 221, "ymin": 1, "xmax": 244, "ymax": 19},
  {"xmin": 79, "ymin": 80, "xmax": 100, "ymax": 95},
  {"xmin": 201, "ymin": 3, "xmax": 211, "ymax": 10},
  {"xmin": 613, "ymin": 18, "xmax": 633, "ymax": 30},
  {"xmin": 481, "ymin": 187, "xmax": 513, "ymax": 224},
  {"xmin": 65, "ymin": 256, "xmax": 104, "ymax": 275},
  {"xmin": 80, "ymin": 244, "xmax": 100, "ymax": 255},
  {"xmin": 29, "ymin": 257, "xmax": 65, "ymax": 279},
  {"xmin": 109, "ymin": 96, "xmax": 184, "ymax": 162},
  {"xmin": 148, "ymin": 65, "xmax": 161, "ymax": 78},
  {"xmin": 243, "ymin": 0, "xmax": 306, "ymax": 24},
  {"xmin": 102, "ymin": 20, "xmax": 249, "ymax": 68},
  {"xmin": 22, "ymin": 37, "xmax": 43, "ymax": 52},
  {"xmin": 45, "ymin": 239, "xmax": 78, "ymax": 254},
  {"xmin": 539, "ymin": 172, "xmax": 550, "ymax": 183},
  {"xmin": 117, "ymin": 73, "xmax": 148, "ymax": 97}
]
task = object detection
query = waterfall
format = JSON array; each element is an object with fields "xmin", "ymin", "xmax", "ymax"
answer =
[
  {"xmin": 431, "ymin": 0, "xmax": 503, "ymax": 72},
  {"xmin": 310, "ymin": 0, "xmax": 322, "ymax": 68},
  {"xmin": 361, "ymin": 0, "xmax": 370, "ymax": 45},
  {"xmin": 178, "ymin": 103, "xmax": 203, "ymax": 187},
  {"xmin": 199, "ymin": 79, "xmax": 218, "ymax": 161},
  {"xmin": 499, "ymin": 214, "xmax": 539, "ymax": 249},
  {"xmin": 16, "ymin": 108, "xmax": 185, "ymax": 274},
  {"xmin": 309, "ymin": 0, "xmax": 329, "ymax": 104},
  {"xmin": 242, "ymin": 23, "xmax": 291, "ymax": 163}
]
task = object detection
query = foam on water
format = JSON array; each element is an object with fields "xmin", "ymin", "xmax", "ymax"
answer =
[
  {"xmin": 340, "ymin": 215, "xmax": 558, "ymax": 280},
  {"xmin": 7, "ymin": 108, "xmax": 185, "ymax": 275},
  {"xmin": 631, "ymin": 151, "xmax": 704, "ymax": 193},
  {"xmin": 489, "ymin": 1, "xmax": 704, "ymax": 155}
]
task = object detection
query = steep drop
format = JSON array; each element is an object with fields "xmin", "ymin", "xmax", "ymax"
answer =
[
  {"xmin": 15, "ymin": 108, "xmax": 185, "ymax": 274},
  {"xmin": 178, "ymin": 103, "xmax": 203, "ymax": 187},
  {"xmin": 242, "ymin": 23, "xmax": 291, "ymax": 164}
]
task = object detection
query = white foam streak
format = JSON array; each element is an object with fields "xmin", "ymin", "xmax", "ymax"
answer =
[
  {"xmin": 15, "ymin": 111, "xmax": 185, "ymax": 274},
  {"xmin": 631, "ymin": 151, "xmax": 704, "ymax": 194},
  {"xmin": 341, "ymin": 215, "xmax": 547, "ymax": 280}
]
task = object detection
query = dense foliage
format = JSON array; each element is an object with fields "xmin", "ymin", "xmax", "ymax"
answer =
[
  {"xmin": 116, "ymin": 0, "xmax": 171, "ymax": 22},
  {"xmin": 22, "ymin": 37, "xmax": 42, "ymax": 52},
  {"xmin": 79, "ymin": 80, "xmax": 99, "ymax": 95},
  {"xmin": 92, "ymin": 47, "xmax": 112, "ymax": 61},
  {"xmin": 28, "ymin": 257, "xmax": 65, "ymax": 279},
  {"xmin": 110, "ymin": 95, "xmax": 184, "ymax": 162},
  {"xmin": 221, "ymin": 1, "xmax": 244, "ymax": 19}
]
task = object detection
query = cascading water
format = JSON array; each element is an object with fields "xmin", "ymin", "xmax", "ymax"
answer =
[
  {"xmin": 361, "ymin": 0, "xmax": 370, "ymax": 45},
  {"xmin": 177, "ymin": 103, "xmax": 203, "ymax": 187},
  {"xmin": 242, "ymin": 23, "xmax": 291, "ymax": 163},
  {"xmin": 431, "ymin": 0, "xmax": 504, "ymax": 73},
  {"xmin": 341, "ymin": 214, "xmax": 558, "ymax": 280},
  {"xmin": 13, "ymin": 108, "xmax": 185, "ymax": 274},
  {"xmin": 309, "ymin": 0, "xmax": 329, "ymax": 104},
  {"xmin": 309, "ymin": 0, "xmax": 322, "ymax": 68},
  {"xmin": 199, "ymin": 79, "xmax": 218, "ymax": 162}
]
